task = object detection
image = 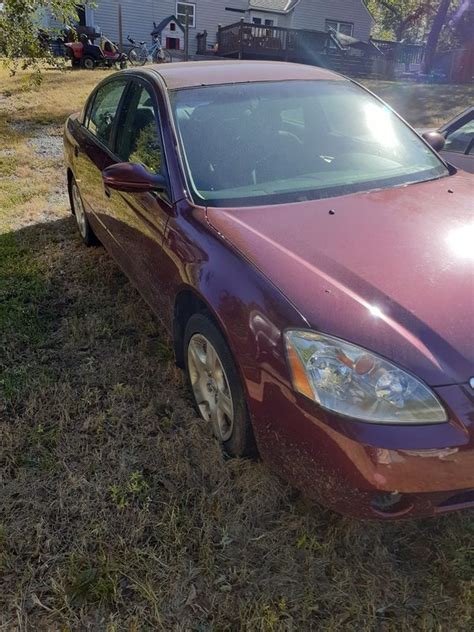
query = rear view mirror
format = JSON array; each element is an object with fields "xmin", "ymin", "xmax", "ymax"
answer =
[
  {"xmin": 422, "ymin": 131, "xmax": 446, "ymax": 152},
  {"xmin": 102, "ymin": 162, "xmax": 167, "ymax": 193}
]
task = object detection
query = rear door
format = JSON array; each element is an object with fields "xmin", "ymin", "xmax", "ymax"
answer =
[{"xmin": 75, "ymin": 77, "xmax": 129, "ymax": 235}]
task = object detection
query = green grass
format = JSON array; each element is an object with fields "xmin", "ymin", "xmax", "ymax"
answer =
[{"xmin": 0, "ymin": 67, "xmax": 473, "ymax": 630}]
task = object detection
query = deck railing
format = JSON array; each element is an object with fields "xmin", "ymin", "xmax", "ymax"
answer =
[
  {"xmin": 217, "ymin": 20, "xmax": 329, "ymax": 61},
  {"xmin": 216, "ymin": 21, "xmax": 430, "ymax": 79}
]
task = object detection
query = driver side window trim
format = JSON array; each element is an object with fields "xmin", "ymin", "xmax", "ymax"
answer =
[
  {"xmin": 443, "ymin": 113, "xmax": 474, "ymax": 155},
  {"xmin": 112, "ymin": 77, "xmax": 172, "ymax": 200}
]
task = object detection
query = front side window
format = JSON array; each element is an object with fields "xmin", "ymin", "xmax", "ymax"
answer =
[
  {"xmin": 176, "ymin": 2, "xmax": 195, "ymax": 28},
  {"xmin": 87, "ymin": 79, "xmax": 128, "ymax": 147},
  {"xmin": 170, "ymin": 80, "xmax": 448, "ymax": 207},
  {"xmin": 444, "ymin": 116, "xmax": 474, "ymax": 154},
  {"xmin": 115, "ymin": 82, "xmax": 163, "ymax": 175}
]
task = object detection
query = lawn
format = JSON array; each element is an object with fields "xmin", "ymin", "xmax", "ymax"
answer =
[{"xmin": 1, "ymin": 65, "xmax": 473, "ymax": 630}]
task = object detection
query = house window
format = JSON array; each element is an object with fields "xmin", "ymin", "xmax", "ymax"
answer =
[
  {"xmin": 325, "ymin": 20, "xmax": 354, "ymax": 36},
  {"xmin": 170, "ymin": 22, "xmax": 176, "ymax": 32},
  {"xmin": 252, "ymin": 17, "xmax": 274, "ymax": 26},
  {"xmin": 177, "ymin": 2, "xmax": 195, "ymax": 28}
]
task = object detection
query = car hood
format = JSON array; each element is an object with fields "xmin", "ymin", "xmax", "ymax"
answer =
[{"xmin": 207, "ymin": 172, "xmax": 474, "ymax": 386}]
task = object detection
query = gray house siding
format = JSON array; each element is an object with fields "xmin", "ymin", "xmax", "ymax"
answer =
[
  {"xmin": 49, "ymin": 1, "xmax": 373, "ymax": 55},
  {"xmin": 290, "ymin": 1, "xmax": 373, "ymax": 40},
  {"xmin": 91, "ymin": 1, "xmax": 249, "ymax": 55}
]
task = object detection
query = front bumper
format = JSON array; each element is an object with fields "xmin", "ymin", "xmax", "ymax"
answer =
[{"xmin": 248, "ymin": 374, "xmax": 474, "ymax": 519}]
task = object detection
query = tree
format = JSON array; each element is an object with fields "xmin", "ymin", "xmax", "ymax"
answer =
[
  {"xmin": 0, "ymin": 0, "xmax": 84, "ymax": 73},
  {"xmin": 422, "ymin": 0, "xmax": 452, "ymax": 70},
  {"xmin": 367, "ymin": 0, "xmax": 438, "ymax": 41}
]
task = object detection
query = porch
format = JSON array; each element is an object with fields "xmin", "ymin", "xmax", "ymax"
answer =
[{"xmin": 214, "ymin": 20, "xmax": 425, "ymax": 79}]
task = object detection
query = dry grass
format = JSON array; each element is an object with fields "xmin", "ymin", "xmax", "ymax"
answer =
[
  {"xmin": 0, "ymin": 65, "xmax": 473, "ymax": 630},
  {"xmin": 363, "ymin": 80, "xmax": 474, "ymax": 128}
]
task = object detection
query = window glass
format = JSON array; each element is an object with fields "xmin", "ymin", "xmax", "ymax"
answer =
[
  {"xmin": 177, "ymin": 2, "xmax": 195, "ymax": 27},
  {"xmin": 326, "ymin": 19, "xmax": 354, "ymax": 36},
  {"xmin": 88, "ymin": 79, "xmax": 127, "ymax": 147},
  {"xmin": 444, "ymin": 117, "xmax": 474, "ymax": 154},
  {"xmin": 170, "ymin": 80, "xmax": 448, "ymax": 207},
  {"xmin": 116, "ymin": 83, "xmax": 163, "ymax": 175}
]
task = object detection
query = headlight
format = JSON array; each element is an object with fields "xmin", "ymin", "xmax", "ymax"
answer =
[{"xmin": 284, "ymin": 330, "xmax": 447, "ymax": 424}]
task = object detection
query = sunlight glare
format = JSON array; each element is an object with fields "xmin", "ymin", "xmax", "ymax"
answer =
[{"xmin": 364, "ymin": 102, "xmax": 399, "ymax": 148}]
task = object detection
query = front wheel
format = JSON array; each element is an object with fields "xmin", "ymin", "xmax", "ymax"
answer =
[
  {"xmin": 155, "ymin": 49, "xmax": 172, "ymax": 63},
  {"xmin": 184, "ymin": 313, "xmax": 256, "ymax": 458},
  {"xmin": 128, "ymin": 47, "xmax": 147, "ymax": 66}
]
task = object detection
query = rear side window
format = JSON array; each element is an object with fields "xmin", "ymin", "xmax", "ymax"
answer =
[{"xmin": 87, "ymin": 79, "xmax": 128, "ymax": 147}]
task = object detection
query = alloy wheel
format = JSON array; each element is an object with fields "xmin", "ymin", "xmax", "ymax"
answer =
[
  {"xmin": 72, "ymin": 182, "xmax": 87, "ymax": 239},
  {"xmin": 187, "ymin": 333, "xmax": 234, "ymax": 441}
]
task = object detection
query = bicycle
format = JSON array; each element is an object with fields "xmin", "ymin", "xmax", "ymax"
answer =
[{"xmin": 127, "ymin": 34, "xmax": 172, "ymax": 66}]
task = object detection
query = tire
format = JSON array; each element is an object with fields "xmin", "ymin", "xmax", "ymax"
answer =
[
  {"xmin": 184, "ymin": 313, "xmax": 256, "ymax": 458},
  {"xmin": 128, "ymin": 47, "xmax": 147, "ymax": 66},
  {"xmin": 155, "ymin": 49, "xmax": 172, "ymax": 63},
  {"xmin": 81, "ymin": 55, "xmax": 95, "ymax": 70},
  {"xmin": 70, "ymin": 177, "xmax": 98, "ymax": 246}
]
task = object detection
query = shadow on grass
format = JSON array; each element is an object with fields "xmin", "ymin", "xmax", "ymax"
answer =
[
  {"xmin": 365, "ymin": 81, "xmax": 474, "ymax": 127},
  {"xmin": 0, "ymin": 217, "xmax": 473, "ymax": 630}
]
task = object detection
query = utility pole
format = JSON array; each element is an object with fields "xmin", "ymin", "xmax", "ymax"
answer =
[
  {"xmin": 184, "ymin": 6, "xmax": 191, "ymax": 61},
  {"xmin": 118, "ymin": 4, "xmax": 123, "ymax": 53}
]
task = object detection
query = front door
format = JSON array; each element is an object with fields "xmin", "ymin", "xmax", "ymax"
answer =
[{"xmin": 101, "ymin": 79, "xmax": 174, "ymax": 314}]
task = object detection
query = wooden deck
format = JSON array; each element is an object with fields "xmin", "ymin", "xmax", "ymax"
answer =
[
  {"xmin": 215, "ymin": 21, "xmax": 425, "ymax": 79},
  {"xmin": 217, "ymin": 21, "xmax": 329, "ymax": 63}
]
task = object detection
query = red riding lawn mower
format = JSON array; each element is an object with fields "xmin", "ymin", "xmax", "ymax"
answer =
[{"xmin": 65, "ymin": 34, "xmax": 127, "ymax": 70}]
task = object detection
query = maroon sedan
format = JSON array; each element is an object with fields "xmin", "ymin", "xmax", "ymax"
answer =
[{"xmin": 64, "ymin": 61, "xmax": 474, "ymax": 519}]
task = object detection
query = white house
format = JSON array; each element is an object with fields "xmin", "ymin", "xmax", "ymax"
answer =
[{"xmin": 60, "ymin": 1, "xmax": 374, "ymax": 56}]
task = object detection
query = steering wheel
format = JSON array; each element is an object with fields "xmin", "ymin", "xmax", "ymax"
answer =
[{"xmin": 253, "ymin": 130, "xmax": 303, "ymax": 178}]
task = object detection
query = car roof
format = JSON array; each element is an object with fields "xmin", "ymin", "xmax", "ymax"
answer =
[{"xmin": 146, "ymin": 59, "xmax": 346, "ymax": 90}]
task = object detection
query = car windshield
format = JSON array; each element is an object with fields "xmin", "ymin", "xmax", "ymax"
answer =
[{"xmin": 170, "ymin": 80, "xmax": 449, "ymax": 207}]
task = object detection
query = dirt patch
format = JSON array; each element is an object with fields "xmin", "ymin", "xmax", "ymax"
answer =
[{"xmin": 27, "ymin": 134, "xmax": 63, "ymax": 160}]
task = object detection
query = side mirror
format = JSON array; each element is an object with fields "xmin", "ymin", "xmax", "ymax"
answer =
[
  {"xmin": 422, "ymin": 131, "xmax": 446, "ymax": 152},
  {"xmin": 102, "ymin": 162, "xmax": 167, "ymax": 193}
]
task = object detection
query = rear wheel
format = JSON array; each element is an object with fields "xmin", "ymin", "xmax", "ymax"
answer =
[
  {"xmin": 70, "ymin": 177, "xmax": 98, "ymax": 246},
  {"xmin": 81, "ymin": 55, "xmax": 95, "ymax": 70},
  {"xmin": 184, "ymin": 313, "xmax": 256, "ymax": 458},
  {"xmin": 155, "ymin": 49, "xmax": 172, "ymax": 63}
]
